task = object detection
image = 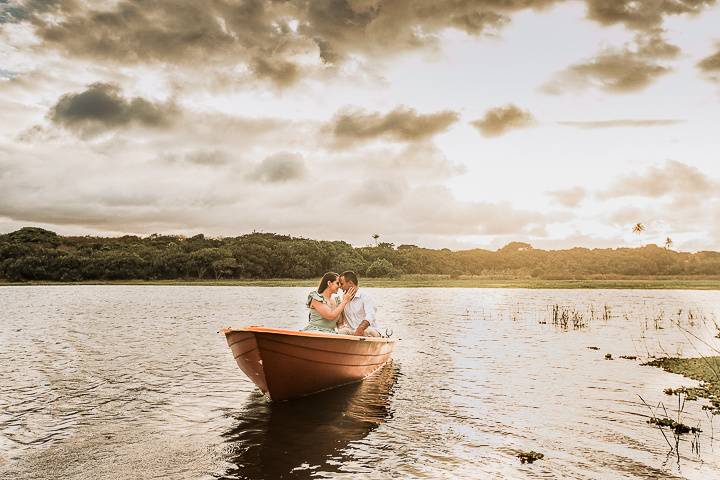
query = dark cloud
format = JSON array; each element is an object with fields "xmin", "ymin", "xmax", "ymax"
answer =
[
  {"xmin": 250, "ymin": 56, "xmax": 301, "ymax": 88},
  {"xmin": 548, "ymin": 187, "xmax": 586, "ymax": 207},
  {"xmin": 48, "ymin": 83, "xmax": 176, "ymax": 135},
  {"xmin": 599, "ymin": 160, "xmax": 720, "ymax": 199},
  {"xmin": 249, "ymin": 152, "xmax": 306, "ymax": 183},
  {"xmin": 471, "ymin": 104, "xmax": 535, "ymax": 137},
  {"xmin": 0, "ymin": 1, "xmax": 577, "ymax": 86},
  {"xmin": 329, "ymin": 106, "xmax": 458, "ymax": 146},
  {"xmin": 558, "ymin": 119, "xmax": 683, "ymax": 129},
  {"xmin": 0, "ymin": 0, "xmax": 72, "ymax": 24},
  {"xmin": 5, "ymin": 0, "xmax": 715, "ymax": 87}
]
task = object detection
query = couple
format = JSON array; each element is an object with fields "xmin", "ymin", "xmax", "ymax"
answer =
[{"xmin": 304, "ymin": 271, "xmax": 381, "ymax": 337}]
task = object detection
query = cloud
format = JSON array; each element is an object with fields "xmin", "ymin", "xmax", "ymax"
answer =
[
  {"xmin": 584, "ymin": 0, "xmax": 716, "ymax": 31},
  {"xmin": 4, "ymin": 0, "xmax": 714, "ymax": 89},
  {"xmin": 634, "ymin": 29, "xmax": 681, "ymax": 59},
  {"xmin": 348, "ymin": 178, "xmax": 407, "ymax": 206},
  {"xmin": 48, "ymin": 83, "xmax": 176, "ymax": 136},
  {"xmin": 471, "ymin": 104, "xmax": 535, "ymax": 137},
  {"xmin": 161, "ymin": 150, "xmax": 233, "ymax": 167},
  {"xmin": 558, "ymin": 119, "xmax": 683, "ymax": 129},
  {"xmin": 548, "ymin": 187, "xmax": 586, "ymax": 207},
  {"xmin": 329, "ymin": 106, "xmax": 458, "ymax": 147},
  {"xmin": 599, "ymin": 160, "xmax": 720, "ymax": 199},
  {"xmin": 542, "ymin": 28, "xmax": 680, "ymax": 94},
  {"xmin": 543, "ymin": 49, "xmax": 670, "ymax": 94},
  {"xmin": 0, "ymin": 0, "xmax": 561, "ymax": 87},
  {"xmin": 248, "ymin": 152, "xmax": 306, "ymax": 183},
  {"xmin": 250, "ymin": 56, "xmax": 302, "ymax": 88},
  {"xmin": 698, "ymin": 45, "xmax": 720, "ymax": 80}
]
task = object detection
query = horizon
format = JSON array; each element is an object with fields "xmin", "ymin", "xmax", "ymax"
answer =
[
  {"xmin": 2, "ymin": 1, "xmax": 720, "ymax": 252},
  {"xmin": 6, "ymin": 225, "xmax": 719, "ymax": 254}
]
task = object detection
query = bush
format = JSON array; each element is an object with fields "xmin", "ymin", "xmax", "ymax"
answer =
[{"xmin": 367, "ymin": 258, "xmax": 394, "ymax": 277}]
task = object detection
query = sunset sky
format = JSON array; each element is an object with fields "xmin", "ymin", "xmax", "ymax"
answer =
[{"xmin": 1, "ymin": 0, "xmax": 719, "ymax": 251}]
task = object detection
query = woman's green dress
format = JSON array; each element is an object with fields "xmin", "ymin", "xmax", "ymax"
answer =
[{"xmin": 303, "ymin": 291, "xmax": 339, "ymax": 333}]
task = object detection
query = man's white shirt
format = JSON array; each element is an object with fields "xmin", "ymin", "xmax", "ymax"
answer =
[{"xmin": 342, "ymin": 289, "xmax": 378, "ymax": 330}]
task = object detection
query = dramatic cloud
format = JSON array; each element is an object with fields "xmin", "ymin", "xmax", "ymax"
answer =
[
  {"xmin": 49, "ymin": 83, "xmax": 176, "ymax": 136},
  {"xmin": 2, "ymin": 0, "xmax": 714, "ymax": 89},
  {"xmin": 248, "ymin": 152, "xmax": 306, "ymax": 183},
  {"xmin": 548, "ymin": 187, "xmax": 586, "ymax": 207},
  {"xmin": 599, "ymin": 160, "xmax": 720, "ymax": 199},
  {"xmin": 558, "ymin": 119, "xmax": 683, "ymax": 128},
  {"xmin": 471, "ymin": 104, "xmax": 535, "ymax": 137},
  {"xmin": 329, "ymin": 106, "xmax": 458, "ymax": 147}
]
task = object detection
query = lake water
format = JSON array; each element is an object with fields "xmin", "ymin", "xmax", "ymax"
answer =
[{"xmin": 1, "ymin": 286, "xmax": 720, "ymax": 479}]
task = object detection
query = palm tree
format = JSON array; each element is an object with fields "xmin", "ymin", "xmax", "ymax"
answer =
[
  {"xmin": 371, "ymin": 233, "xmax": 380, "ymax": 246},
  {"xmin": 632, "ymin": 223, "xmax": 645, "ymax": 234},
  {"xmin": 665, "ymin": 237, "xmax": 673, "ymax": 250}
]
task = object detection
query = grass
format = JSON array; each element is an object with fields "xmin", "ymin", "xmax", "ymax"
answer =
[
  {"xmin": 646, "ymin": 357, "xmax": 720, "ymax": 414},
  {"xmin": 2, "ymin": 275, "xmax": 720, "ymax": 289}
]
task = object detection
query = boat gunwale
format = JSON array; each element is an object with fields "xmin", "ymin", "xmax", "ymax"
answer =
[{"xmin": 222, "ymin": 326, "xmax": 396, "ymax": 344}]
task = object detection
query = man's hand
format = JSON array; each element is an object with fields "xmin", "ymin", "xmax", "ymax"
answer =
[{"xmin": 353, "ymin": 320, "xmax": 370, "ymax": 336}]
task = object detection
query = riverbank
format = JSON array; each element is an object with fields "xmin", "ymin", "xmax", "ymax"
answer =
[
  {"xmin": 2, "ymin": 276, "xmax": 720, "ymax": 289},
  {"xmin": 646, "ymin": 357, "xmax": 720, "ymax": 414}
]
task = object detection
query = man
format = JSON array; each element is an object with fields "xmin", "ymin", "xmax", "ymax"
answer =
[{"xmin": 337, "ymin": 271, "xmax": 381, "ymax": 337}]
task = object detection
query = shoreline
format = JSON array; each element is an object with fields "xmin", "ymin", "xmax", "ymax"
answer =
[
  {"xmin": 646, "ymin": 357, "xmax": 720, "ymax": 414},
  {"xmin": 2, "ymin": 277, "xmax": 720, "ymax": 289}
]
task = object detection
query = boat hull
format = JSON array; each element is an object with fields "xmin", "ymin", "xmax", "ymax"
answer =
[{"xmin": 224, "ymin": 326, "xmax": 396, "ymax": 401}]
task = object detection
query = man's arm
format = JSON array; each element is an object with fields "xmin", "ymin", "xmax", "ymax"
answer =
[
  {"xmin": 353, "ymin": 294, "xmax": 376, "ymax": 336},
  {"xmin": 353, "ymin": 320, "xmax": 370, "ymax": 336}
]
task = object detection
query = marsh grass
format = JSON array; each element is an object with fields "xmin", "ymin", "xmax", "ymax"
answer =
[{"xmin": 639, "ymin": 392, "xmax": 703, "ymax": 459}]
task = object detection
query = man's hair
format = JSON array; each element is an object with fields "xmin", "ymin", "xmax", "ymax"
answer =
[{"xmin": 340, "ymin": 271, "xmax": 359, "ymax": 286}]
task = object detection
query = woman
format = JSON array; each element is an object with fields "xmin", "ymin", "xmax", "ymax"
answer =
[{"xmin": 304, "ymin": 272, "xmax": 357, "ymax": 333}]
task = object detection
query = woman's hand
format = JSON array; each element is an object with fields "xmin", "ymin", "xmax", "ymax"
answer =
[{"xmin": 342, "ymin": 286, "xmax": 357, "ymax": 303}]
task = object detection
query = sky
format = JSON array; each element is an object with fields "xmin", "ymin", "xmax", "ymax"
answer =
[{"xmin": 1, "ymin": 0, "xmax": 719, "ymax": 251}]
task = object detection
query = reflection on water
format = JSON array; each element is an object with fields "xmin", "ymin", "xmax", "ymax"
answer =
[
  {"xmin": 219, "ymin": 363, "xmax": 399, "ymax": 479},
  {"xmin": 2, "ymin": 286, "xmax": 720, "ymax": 479}
]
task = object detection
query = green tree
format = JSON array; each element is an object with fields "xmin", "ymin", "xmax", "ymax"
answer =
[{"xmin": 367, "ymin": 258, "xmax": 395, "ymax": 277}]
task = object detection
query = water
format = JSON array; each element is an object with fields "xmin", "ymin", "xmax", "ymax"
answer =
[{"xmin": 1, "ymin": 286, "xmax": 719, "ymax": 479}]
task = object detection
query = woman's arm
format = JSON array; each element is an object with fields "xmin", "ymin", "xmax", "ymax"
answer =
[{"xmin": 310, "ymin": 287, "xmax": 357, "ymax": 320}]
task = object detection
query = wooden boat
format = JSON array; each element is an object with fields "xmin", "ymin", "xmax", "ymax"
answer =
[{"xmin": 222, "ymin": 326, "xmax": 396, "ymax": 401}]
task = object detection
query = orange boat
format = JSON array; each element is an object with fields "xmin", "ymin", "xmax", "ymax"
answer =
[{"xmin": 222, "ymin": 326, "xmax": 396, "ymax": 401}]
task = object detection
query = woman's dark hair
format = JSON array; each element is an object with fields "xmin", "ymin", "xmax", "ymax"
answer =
[{"xmin": 318, "ymin": 272, "xmax": 339, "ymax": 294}]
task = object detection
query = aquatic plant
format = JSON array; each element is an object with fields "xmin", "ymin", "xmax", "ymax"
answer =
[
  {"xmin": 605, "ymin": 353, "xmax": 613, "ymax": 360},
  {"xmin": 550, "ymin": 305, "xmax": 588, "ymax": 330},
  {"xmin": 619, "ymin": 355, "xmax": 638, "ymax": 360},
  {"xmin": 639, "ymin": 391, "xmax": 704, "ymax": 459},
  {"xmin": 517, "ymin": 451, "xmax": 544, "ymax": 464},
  {"xmin": 647, "ymin": 417, "xmax": 701, "ymax": 435}
]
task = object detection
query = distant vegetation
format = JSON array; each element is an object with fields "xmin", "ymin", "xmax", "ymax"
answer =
[{"xmin": 1, "ymin": 227, "xmax": 720, "ymax": 282}]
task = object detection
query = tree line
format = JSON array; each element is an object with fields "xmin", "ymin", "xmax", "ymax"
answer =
[{"xmin": 1, "ymin": 227, "xmax": 719, "ymax": 282}]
